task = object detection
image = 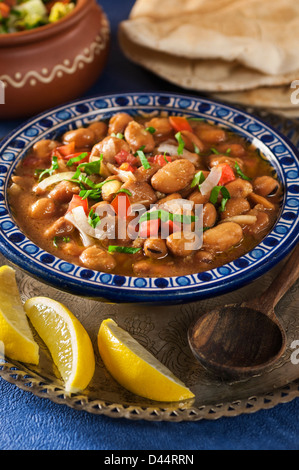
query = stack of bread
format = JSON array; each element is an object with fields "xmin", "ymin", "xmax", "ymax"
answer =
[{"xmin": 119, "ymin": 0, "xmax": 299, "ymax": 117}]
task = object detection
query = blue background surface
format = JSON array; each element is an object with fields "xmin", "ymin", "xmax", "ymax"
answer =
[{"xmin": 0, "ymin": 0, "xmax": 299, "ymax": 451}]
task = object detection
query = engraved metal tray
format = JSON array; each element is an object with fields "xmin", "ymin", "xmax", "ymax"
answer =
[{"xmin": 0, "ymin": 109, "xmax": 299, "ymax": 422}]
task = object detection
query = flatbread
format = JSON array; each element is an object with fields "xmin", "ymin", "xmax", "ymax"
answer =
[
  {"xmin": 211, "ymin": 85, "xmax": 299, "ymax": 109},
  {"xmin": 119, "ymin": 0, "xmax": 299, "ymax": 92},
  {"xmin": 119, "ymin": 27, "xmax": 299, "ymax": 93}
]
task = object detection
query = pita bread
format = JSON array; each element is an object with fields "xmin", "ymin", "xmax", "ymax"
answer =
[
  {"xmin": 119, "ymin": 27, "xmax": 299, "ymax": 93},
  {"xmin": 211, "ymin": 85, "xmax": 299, "ymax": 109},
  {"xmin": 119, "ymin": 0, "xmax": 299, "ymax": 92}
]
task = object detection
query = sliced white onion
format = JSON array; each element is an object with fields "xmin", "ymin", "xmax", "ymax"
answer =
[
  {"xmin": 33, "ymin": 171, "xmax": 78, "ymax": 192},
  {"xmin": 107, "ymin": 163, "xmax": 136, "ymax": 183},
  {"xmin": 157, "ymin": 142, "xmax": 199, "ymax": 164},
  {"xmin": 199, "ymin": 166, "xmax": 222, "ymax": 196},
  {"xmin": 65, "ymin": 207, "xmax": 95, "ymax": 247}
]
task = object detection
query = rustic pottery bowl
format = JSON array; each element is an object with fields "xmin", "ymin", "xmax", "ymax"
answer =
[
  {"xmin": 0, "ymin": 0, "xmax": 110, "ymax": 119},
  {"xmin": 0, "ymin": 92, "xmax": 298, "ymax": 303}
]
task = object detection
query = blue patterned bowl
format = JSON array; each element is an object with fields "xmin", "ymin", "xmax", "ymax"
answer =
[{"xmin": 0, "ymin": 93, "xmax": 298, "ymax": 303}]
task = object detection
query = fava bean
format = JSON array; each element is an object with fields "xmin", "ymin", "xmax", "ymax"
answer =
[
  {"xmin": 221, "ymin": 197, "xmax": 250, "ymax": 220},
  {"xmin": 225, "ymin": 178, "xmax": 253, "ymax": 198},
  {"xmin": 79, "ymin": 246, "xmax": 116, "ymax": 271},
  {"xmin": 203, "ymin": 202, "xmax": 217, "ymax": 228},
  {"xmin": 63, "ymin": 128, "xmax": 95, "ymax": 148},
  {"xmin": 203, "ymin": 222, "xmax": 243, "ymax": 252},
  {"xmin": 30, "ymin": 198, "xmax": 56, "ymax": 219},
  {"xmin": 90, "ymin": 136, "xmax": 130, "ymax": 163},
  {"xmin": 108, "ymin": 113, "xmax": 133, "ymax": 135},
  {"xmin": 166, "ymin": 231, "xmax": 200, "ymax": 257},
  {"xmin": 144, "ymin": 238, "xmax": 168, "ymax": 259},
  {"xmin": 124, "ymin": 121, "xmax": 155, "ymax": 153},
  {"xmin": 151, "ymin": 159, "xmax": 195, "ymax": 194},
  {"xmin": 253, "ymin": 176, "xmax": 279, "ymax": 197}
]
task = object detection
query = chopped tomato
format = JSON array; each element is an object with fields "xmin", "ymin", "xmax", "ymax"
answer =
[
  {"xmin": 139, "ymin": 218, "xmax": 161, "ymax": 238},
  {"xmin": 0, "ymin": 2, "xmax": 10, "ymax": 18},
  {"xmin": 169, "ymin": 116, "xmax": 193, "ymax": 133},
  {"xmin": 152, "ymin": 154, "xmax": 172, "ymax": 167},
  {"xmin": 161, "ymin": 219, "xmax": 181, "ymax": 235},
  {"xmin": 67, "ymin": 195, "xmax": 88, "ymax": 215},
  {"xmin": 115, "ymin": 150, "xmax": 137, "ymax": 167},
  {"xmin": 119, "ymin": 162, "xmax": 136, "ymax": 173},
  {"xmin": 111, "ymin": 193, "xmax": 131, "ymax": 218},
  {"xmin": 55, "ymin": 142, "xmax": 76, "ymax": 158},
  {"xmin": 63, "ymin": 152, "xmax": 90, "ymax": 165},
  {"xmin": 218, "ymin": 164, "xmax": 236, "ymax": 186}
]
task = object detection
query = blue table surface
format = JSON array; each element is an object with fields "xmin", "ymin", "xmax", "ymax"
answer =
[{"xmin": 1, "ymin": 0, "xmax": 299, "ymax": 451}]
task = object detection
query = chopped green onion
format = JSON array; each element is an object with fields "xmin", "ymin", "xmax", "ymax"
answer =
[
  {"xmin": 209, "ymin": 186, "xmax": 231, "ymax": 211},
  {"xmin": 115, "ymin": 188, "xmax": 132, "ymax": 196},
  {"xmin": 163, "ymin": 152, "xmax": 170, "ymax": 164},
  {"xmin": 175, "ymin": 131, "xmax": 185, "ymax": 156},
  {"xmin": 108, "ymin": 246, "xmax": 142, "ymax": 254},
  {"xmin": 63, "ymin": 237, "xmax": 70, "ymax": 243},
  {"xmin": 77, "ymin": 154, "xmax": 103, "ymax": 175},
  {"xmin": 66, "ymin": 152, "xmax": 88, "ymax": 167},
  {"xmin": 53, "ymin": 237, "xmax": 58, "ymax": 248},
  {"xmin": 145, "ymin": 126, "xmax": 156, "ymax": 134},
  {"xmin": 139, "ymin": 209, "xmax": 198, "ymax": 225},
  {"xmin": 136, "ymin": 149, "xmax": 151, "ymax": 170},
  {"xmin": 88, "ymin": 209, "xmax": 101, "ymax": 229},
  {"xmin": 37, "ymin": 156, "xmax": 59, "ymax": 182},
  {"xmin": 210, "ymin": 147, "xmax": 220, "ymax": 155},
  {"xmin": 193, "ymin": 143, "xmax": 201, "ymax": 155},
  {"xmin": 111, "ymin": 132, "xmax": 124, "ymax": 139},
  {"xmin": 234, "ymin": 162, "xmax": 252, "ymax": 181},
  {"xmin": 191, "ymin": 170, "xmax": 206, "ymax": 188},
  {"xmin": 226, "ymin": 148, "xmax": 232, "ymax": 154},
  {"xmin": 79, "ymin": 188, "xmax": 102, "ymax": 200}
]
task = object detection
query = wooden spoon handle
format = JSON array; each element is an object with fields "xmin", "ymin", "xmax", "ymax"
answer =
[{"xmin": 248, "ymin": 243, "xmax": 299, "ymax": 317}]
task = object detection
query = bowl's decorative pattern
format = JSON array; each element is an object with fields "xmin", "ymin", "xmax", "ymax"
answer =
[{"xmin": 0, "ymin": 93, "xmax": 298, "ymax": 302}]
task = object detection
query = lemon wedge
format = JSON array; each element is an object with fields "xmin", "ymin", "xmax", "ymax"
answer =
[
  {"xmin": 97, "ymin": 318, "xmax": 195, "ymax": 402},
  {"xmin": 24, "ymin": 297, "xmax": 95, "ymax": 393},
  {"xmin": 0, "ymin": 265, "xmax": 39, "ymax": 364}
]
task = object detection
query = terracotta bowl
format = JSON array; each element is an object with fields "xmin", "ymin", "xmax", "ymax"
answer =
[{"xmin": 0, "ymin": 0, "xmax": 110, "ymax": 119}]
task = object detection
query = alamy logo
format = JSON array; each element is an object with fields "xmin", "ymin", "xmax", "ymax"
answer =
[{"xmin": 0, "ymin": 80, "xmax": 5, "ymax": 104}]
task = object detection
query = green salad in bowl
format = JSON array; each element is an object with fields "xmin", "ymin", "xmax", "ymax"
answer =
[{"xmin": 0, "ymin": 0, "xmax": 75, "ymax": 33}]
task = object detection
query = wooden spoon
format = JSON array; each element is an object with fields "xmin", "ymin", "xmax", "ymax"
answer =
[{"xmin": 188, "ymin": 243, "xmax": 299, "ymax": 380}]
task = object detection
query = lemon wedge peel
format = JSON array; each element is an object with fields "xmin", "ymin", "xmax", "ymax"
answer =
[
  {"xmin": 0, "ymin": 265, "xmax": 39, "ymax": 364},
  {"xmin": 97, "ymin": 318, "xmax": 195, "ymax": 403},
  {"xmin": 24, "ymin": 297, "xmax": 95, "ymax": 393}
]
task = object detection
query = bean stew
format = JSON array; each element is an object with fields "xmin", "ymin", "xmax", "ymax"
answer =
[{"xmin": 8, "ymin": 113, "xmax": 282, "ymax": 278}]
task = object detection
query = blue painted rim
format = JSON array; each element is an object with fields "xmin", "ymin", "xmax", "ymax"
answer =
[{"xmin": 0, "ymin": 92, "xmax": 298, "ymax": 303}]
